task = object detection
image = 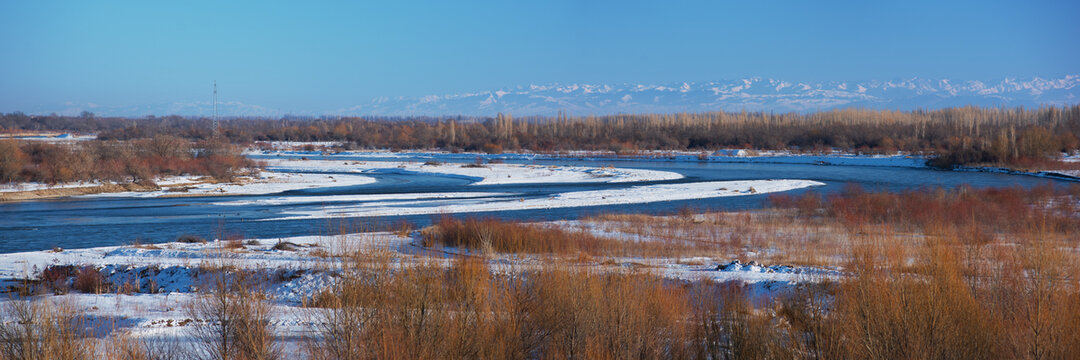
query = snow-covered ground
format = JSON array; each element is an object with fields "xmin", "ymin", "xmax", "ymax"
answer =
[
  {"xmin": 260, "ymin": 179, "xmax": 825, "ymax": 220},
  {"xmin": 87, "ymin": 157, "xmax": 683, "ymax": 198},
  {"xmin": 250, "ymin": 148, "xmax": 930, "ymax": 168},
  {"xmin": 0, "ymin": 181, "xmax": 105, "ymax": 193},
  {"xmin": 87, "ymin": 171, "xmax": 378, "ymax": 198},
  {"xmin": 3, "ymin": 159, "xmax": 685, "ymax": 199},
  {"xmin": 0, "ymin": 133, "xmax": 97, "ymax": 142},
  {"xmin": 0, "ymin": 226, "xmax": 836, "ymax": 351},
  {"xmin": 261, "ymin": 158, "xmax": 683, "ymax": 185},
  {"xmin": 0, "ymin": 171, "xmax": 375, "ymax": 198}
]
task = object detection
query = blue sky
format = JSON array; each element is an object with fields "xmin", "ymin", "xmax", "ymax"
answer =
[{"xmin": 1, "ymin": 0, "xmax": 1077, "ymax": 114}]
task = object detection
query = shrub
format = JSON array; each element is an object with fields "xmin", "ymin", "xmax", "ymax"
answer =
[
  {"xmin": 422, "ymin": 217, "xmax": 615, "ymax": 256},
  {"xmin": 0, "ymin": 299, "xmax": 93, "ymax": 360},
  {"xmin": 188, "ymin": 267, "xmax": 280, "ymax": 360},
  {"xmin": 73, "ymin": 266, "xmax": 109, "ymax": 294},
  {"xmin": 308, "ymin": 256, "xmax": 700, "ymax": 359},
  {"xmin": 39, "ymin": 265, "xmax": 76, "ymax": 294}
]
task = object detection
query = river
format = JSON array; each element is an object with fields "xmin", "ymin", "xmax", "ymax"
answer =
[{"xmin": 0, "ymin": 154, "xmax": 1067, "ymax": 253}]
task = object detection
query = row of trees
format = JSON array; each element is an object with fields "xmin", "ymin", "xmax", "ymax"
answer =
[
  {"xmin": 0, "ymin": 136, "xmax": 255, "ymax": 184},
  {"xmin": 4, "ymin": 105, "xmax": 1079, "ymax": 166}
]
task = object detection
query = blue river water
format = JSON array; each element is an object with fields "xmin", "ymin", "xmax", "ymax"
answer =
[{"xmin": 0, "ymin": 154, "xmax": 1069, "ymax": 253}]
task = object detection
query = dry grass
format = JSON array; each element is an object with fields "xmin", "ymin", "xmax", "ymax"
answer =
[
  {"xmin": 0, "ymin": 299, "xmax": 93, "ymax": 360},
  {"xmin": 583, "ymin": 211, "xmax": 850, "ymax": 266},
  {"xmin": 101, "ymin": 333, "xmax": 185, "ymax": 360},
  {"xmin": 307, "ymin": 255, "xmax": 700, "ymax": 359},
  {"xmin": 72, "ymin": 266, "xmax": 109, "ymax": 294},
  {"xmin": 421, "ymin": 216, "xmax": 711, "ymax": 258},
  {"xmin": 188, "ymin": 263, "xmax": 280, "ymax": 360}
]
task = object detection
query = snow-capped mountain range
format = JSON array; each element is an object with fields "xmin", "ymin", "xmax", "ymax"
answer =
[{"xmin": 29, "ymin": 75, "xmax": 1080, "ymax": 117}]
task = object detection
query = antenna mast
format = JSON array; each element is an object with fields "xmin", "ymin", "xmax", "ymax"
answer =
[{"xmin": 212, "ymin": 81, "xmax": 219, "ymax": 137}]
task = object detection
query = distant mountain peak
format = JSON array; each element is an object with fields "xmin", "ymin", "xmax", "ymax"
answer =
[
  {"xmin": 346, "ymin": 75, "xmax": 1074, "ymax": 116},
  {"xmin": 25, "ymin": 75, "xmax": 1080, "ymax": 118}
]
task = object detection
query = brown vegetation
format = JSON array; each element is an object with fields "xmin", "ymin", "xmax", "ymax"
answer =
[
  {"xmin": 188, "ymin": 265, "xmax": 280, "ymax": 360},
  {"xmin": 0, "ymin": 136, "xmax": 256, "ymax": 185},
  {"xmin": 72, "ymin": 266, "xmax": 109, "ymax": 294},
  {"xmin": 0, "ymin": 299, "xmax": 93, "ymax": 360},
  {"xmin": 421, "ymin": 216, "xmax": 711, "ymax": 258},
  {"xmin": 769, "ymin": 183, "xmax": 1080, "ymax": 234},
  {"xmin": 6, "ymin": 105, "xmax": 1080, "ymax": 167},
  {"xmin": 308, "ymin": 255, "xmax": 699, "ymax": 359}
]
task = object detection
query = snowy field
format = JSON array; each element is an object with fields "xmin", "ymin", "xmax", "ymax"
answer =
[
  {"xmin": 0, "ymin": 224, "xmax": 837, "ymax": 352},
  {"xmin": 0, "ymin": 180, "xmax": 105, "ymax": 193}
]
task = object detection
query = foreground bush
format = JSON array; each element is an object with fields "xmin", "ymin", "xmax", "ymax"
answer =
[
  {"xmin": 308, "ymin": 256, "xmax": 699, "ymax": 359},
  {"xmin": 0, "ymin": 299, "xmax": 93, "ymax": 360},
  {"xmin": 188, "ymin": 266, "xmax": 280, "ymax": 360}
]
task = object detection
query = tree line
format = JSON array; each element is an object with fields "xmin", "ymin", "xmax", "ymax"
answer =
[
  {"xmin": 3, "ymin": 105, "xmax": 1078, "ymax": 167},
  {"xmin": 0, "ymin": 136, "xmax": 254, "ymax": 184}
]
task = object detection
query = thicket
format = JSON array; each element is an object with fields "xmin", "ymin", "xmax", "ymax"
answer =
[
  {"xmin": 769, "ymin": 183, "xmax": 1080, "ymax": 234},
  {"xmin": 421, "ymin": 217, "xmax": 707, "ymax": 257},
  {"xmin": 4, "ymin": 105, "xmax": 1078, "ymax": 167},
  {"xmin": 0, "ymin": 136, "xmax": 255, "ymax": 184}
]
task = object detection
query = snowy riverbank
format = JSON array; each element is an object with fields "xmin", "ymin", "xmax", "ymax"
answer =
[
  {"xmin": 0, "ymin": 225, "xmax": 838, "ymax": 352},
  {"xmin": 257, "ymin": 179, "xmax": 825, "ymax": 220}
]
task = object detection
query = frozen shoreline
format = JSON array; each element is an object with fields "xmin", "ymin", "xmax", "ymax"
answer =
[
  {"xmin": 261, "ymin": 158, "xmax": 684, "ymax": 185},
  {"xmin": 2, "ymin": 158, "xmax": 684, "ymax": 199},
  {"xmin": 249, "ymin": 147, "xmax": 930, "ymax": 168},
  {"xmin": 263, "ymin": 179, "xmax": 825, "ymax": 220}
]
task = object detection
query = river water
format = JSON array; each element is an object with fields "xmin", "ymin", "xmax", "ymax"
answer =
[{"xmin": 0, "ymin": 154, "xmax": 1067, "ymax": 253}]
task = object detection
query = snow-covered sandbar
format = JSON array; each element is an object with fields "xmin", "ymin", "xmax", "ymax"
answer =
[
  {"xmin": 266, "ymin": 179, "xmax": 825, "ymax": 220},
  {"xmin": 263, "ymin": 158, "xmax": 684, "ymax": 185}
]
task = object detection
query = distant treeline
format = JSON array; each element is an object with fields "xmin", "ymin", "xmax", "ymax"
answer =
[
  {"xmin": 0, "ymin": 137, "xmax": 254, "ymax": 184},
  {"xmin": 3, "ymin": 106, "xmax": 1079, "ymax": 167}
]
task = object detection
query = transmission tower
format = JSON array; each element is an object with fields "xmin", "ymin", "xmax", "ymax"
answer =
[{"xmin": 212, "ymin": 81, "xmax": 219, "ymax": 137}]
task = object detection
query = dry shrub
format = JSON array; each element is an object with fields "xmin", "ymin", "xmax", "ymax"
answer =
[
  {"xmin": 188, "ymin": 266, "xmax": 279, "ymax": 360},
  {"xmin": 101, "ymin": 333, "xmax": 185, "ymax": 360},
  {"xmin": 73, "ymin": 266, "xmax": 109, "ymax": 294},
  {"xmin": 0, "ymin": 299, "xmax": 93, "ymax": 360},
  {"xmin": 983, "ymin": 228, "xmax": 1080, "ymax": 359},
  {"xmin": 392, "ymin": 219, "xmax": 414, "ymax": 238},
  {"xmin": 585, "ymin": 210, "xmax": 844, "ymax": 266},
  {"xmin": 222, "ymin": 239, "xmax": 245, "ymax": 251},
  {"xmin": 422, "ymin": 216, "xmax": 698, "ymax": 257},
  {"xmin": 685, "ymin": 280, "xmax": 813, "ymax": 360},
  {"xmin": 307, "ymin": 254, "xmax": 443, "ymax": 359},
  {"xmin": 38, "ymin": 265, "xmax": 76, "ymax": 295},
  {"xmin": 530, "ymin": 265, "xmax": 692, "ymax": 359},
  {"xmin": 825, "ymin": 237, "xmax": 1000, "ymax": 359},
  {"xmin": 310, "ymin": 254, "xmax": 706, "ymax": 360},
  {"xmin": 772, "ymin": 183, "xmax": 1079, "ymax": 235}
]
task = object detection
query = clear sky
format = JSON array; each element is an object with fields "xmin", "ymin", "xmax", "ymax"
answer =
[{"xmin": 1, "ymin": 0, "xmax": 1077, "ymax": 114}]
